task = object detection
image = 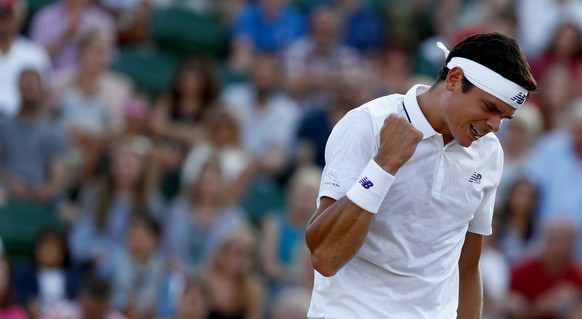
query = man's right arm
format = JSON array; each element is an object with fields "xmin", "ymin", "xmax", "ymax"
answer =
[{"xmin": 305, "ymin": 114, "xmax": 422, "ymax": 277}]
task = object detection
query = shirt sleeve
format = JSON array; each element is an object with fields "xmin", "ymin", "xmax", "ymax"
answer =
[
  {"xmin": 318, "ymin": 109, "xmax": 377, "ymax": 203},
  {"xmin": 468, "ymin": 144, "xmax": 503, "ymax": 235}
]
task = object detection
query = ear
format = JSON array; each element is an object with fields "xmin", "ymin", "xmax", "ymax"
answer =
[{"xmin": 445, "ymin": 67, "xmax": 464, "ymax": 92}]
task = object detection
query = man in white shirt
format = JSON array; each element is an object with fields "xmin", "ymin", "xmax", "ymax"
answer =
[
  {"xmin": 0, "ymin": 0, "xmax": 51, "ymax": 117},
  {"xmin": 305, "ymin": 33, "xmax": 538, "ymax": 319}
]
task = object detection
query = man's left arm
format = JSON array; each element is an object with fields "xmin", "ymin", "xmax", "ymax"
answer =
[{"xmin": 458, "ymin": 232, "xmax": 485, "ymax": 319}]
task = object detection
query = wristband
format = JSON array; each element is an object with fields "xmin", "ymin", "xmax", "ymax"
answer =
[{"xmin": 346, "ymin": 159, "xmax": 395, "ymax": 214}]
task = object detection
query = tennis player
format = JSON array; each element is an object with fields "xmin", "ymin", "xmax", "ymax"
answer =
[{"xmin": 305, "ymin": 33, "xmax": 538, "ymax": 319}]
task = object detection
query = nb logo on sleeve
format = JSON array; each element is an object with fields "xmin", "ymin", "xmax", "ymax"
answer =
[
  {"xmin": 359, "ymin": 177, "xmax": 374, "ymax": 189},
  {"xmin": 468, "ymin": 172, "xmax": 482, "ymax": 184}
]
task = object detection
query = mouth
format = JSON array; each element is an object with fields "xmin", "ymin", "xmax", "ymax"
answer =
[{"xmin": 470, "ymin": 124, "xmax": 485, "ymax": 139}]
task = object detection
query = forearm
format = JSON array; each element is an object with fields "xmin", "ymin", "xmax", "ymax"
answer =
[
  {"xmin": 458, "ymin": 265, "xmax": 483, "ymax": 319},
  {"xmin": 305, "ymin": 196, "xmax": 374, "ymax": 277}
]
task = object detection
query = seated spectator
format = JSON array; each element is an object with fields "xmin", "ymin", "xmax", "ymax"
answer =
[
  {"xmin": 69, "ymin": 135, "xmax": 163, "ymax": 276},
  {"xmin": 0, "ymin": 255, "xmax": 27, "ymax": 319},
  {"xmin": 222, "ymin": 54, "xmax": 300, "ymax": 179},
  {"xmin": 498, "ymin": 178, "xmax": 541, "ymax": 265},
  {"xmin": 335, "ymin": 0, "xmax": 385, "ymax": 55},
  {"xmin": 0, "ymin": 69, "xmax": 67, "ymax": 204},
  {"xmin": 201, "ymin": 225, "xmax": 264, "ymax": 319},
  {"xmin": 0, "ymin": 0, "xmax": 51, "ymax": 118},
  {"xmin": 282, "ymin": 5, "xmax": 362, "ymax": 114},
  {"xmin": 260, "ymin": 166, "xmax": 321, "ymax": 295},
  {"xmin": 13, "ymin": 228, "xmax": 80, "ymax": 318},
  {"xmin": 29, "ymin": 0, "xmax": 116, "ymax": 71},
  {"xmin": 509, "ymin": 221, "xmax": 582, "ymax": 319},
  {"xmin": 40, "ymin": 274, "xmax": 124, "ymax": 319},
  {"xmin": 230, "ymin": 0, "xmax": 306, "ymax": 72},
  {"xmin": 112, "ymin": 215, "xmax": 165, "ymax": 319},
  {"xmin": 149, "ymin": 57, "xmax": 219, "ymax": 201},
  {"xmin": 164, "ymin": 159, "xmax": 246, "ymax": 273},
  {"xmin": 181, "ymin": 107, "xmax": 253, "ymax": 204},
  {"xmin": 50, "ymin": 30, "xmax": 131, "ymax": 190}
]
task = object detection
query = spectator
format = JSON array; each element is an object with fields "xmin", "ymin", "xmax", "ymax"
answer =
[
  {"xmin": 509, "ymin": 221, "xmax": 582, "ymax": 319},
  {"xmin": 230, "ymin": 0, "xmax": 306, "ymax": 72},
  {"xmin": 0, "ymin": 69, "xmax": 68, "ymax": 204},
  {"xmin": 335, "ymin": 0, "xmax": 385, "ymax": 55},
  {"xmin": 222, "ymin": 53, "xmax": 300, "ymax": 179},
  {"xmin": 112, "ymin": 215, "xmax": 165, "ymax": 319},
  {"xmin": 498, "ymin": 178, "xmax": 540, "ymax": 265},
  {"xmin": 0, "ymin": 0, "xmax": 51, "ymax": 117},
  {"xmin": 149, "ymin": 57, "xmax": 219, "ymax": 201},
  {"xmin": 181, "ymin": 107, "xmax": 253, "ymax": 204},
  {"xmin": 496, "ymin": 104, "xmax": 544, "ymax": 204},
  {"xmin": 13, "ymin": 228, "xmax": 80, "ymax": 318},
  {"xmin": 201, "ymin": 225, "xmax": 264, "ymax": 319},
  {"xmin": 29, "ymin": 0, "xmax": 116, "ymax": 71},
  {"xmin": 282, "ymin": 5, "xmax": 362, "ymax": 114},
  {"xmin": 69, "ymin": 135, "xmax": 162, "ymax": 275},
  {"xmin": 164, "ymin": 159, "xmax": 246, "ymax": 273},
  {"xmin": 51, "ymin": 30, "xmax": 131, "ymax": 190},
  {"xmin": 526, "ymin": 102, "xmax": 582, "ymax": 243},
  {"xmin": 41, "ymin": 274, "xmax": 125, "ymax": 319},
  {"xmin": 0, "ymin": 255, "xmax": 27, "ymax": 319},
  {"xmin": 535, "ymin": 63, "xmax": 576, "ymax": 132},
  {"xmin": 260, "ymin": 166, "xmax": 321, "ymax": 295}
]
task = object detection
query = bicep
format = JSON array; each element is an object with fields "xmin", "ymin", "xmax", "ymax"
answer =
[{"xmin": 459, "ymin": 232, "xmax": 484, "ymax": 271}]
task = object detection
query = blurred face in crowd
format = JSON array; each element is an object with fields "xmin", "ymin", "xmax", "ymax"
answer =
[
  {"xmin": 81, "ymin": 33, "xmax": 110, "ymax": 74},
  {"xmin": 217, "ymin": 229, "xmax": 254, "ymax": 277},
  {"xmin": 178, "ymin": 67, "xmax": 205, "ymax": 98},
  {"xmin": 81, "ymin": 293, "xmax": 109, "ymax": 319},
  {"xmin": 260, "ymin": 0, "xmax": 287, "ymax": 17},
  {"xmin": 571, "ymin": 115, "xmax": 582, "ymax": 157},
  {"xmin": 112, "ymin": 150, "xmax": 144, "ymax": 188},
  {"xmin": 128, "ymin": 220, "xmax": 158, "ymax": 261},
  {"xmin": 289, "ymin": 183, "xmax": 319, "ymax": 226},
  {"xmin": 543, "ymin": 222, "xmax": 576, "ymax": 268},
  {"xmin": 35, "ymin": 233, "xmax": 66, "ymax": 269},
  {"xmin": 507, "ymin": 180, "xmax": 537, "ymax": 217},
  {"xmin": 194, "ymin": 163, "xmax": 223, "ymax": 202},
  {"xmin": 311, "ymin": 7, "xmax": 342, "ymax": 50},
  {"xmin": 251, "ymin": 55, "xmax": 280, "ymax": 94},
  {"xmin": 550, "ymin": 22, "xmax": 581, "ymax": 57},
  {"xmin": 208, "ymin": 111, "xmax": 239, "ymax": 147},
  {"xmin": 19, "ymin": 70, "xmax": 44, "ymax": 107}
]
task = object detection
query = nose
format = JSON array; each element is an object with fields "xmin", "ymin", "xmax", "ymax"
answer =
[{"xmin": 485, "ymin": 116, "xmax": 503, "ymax": 132}]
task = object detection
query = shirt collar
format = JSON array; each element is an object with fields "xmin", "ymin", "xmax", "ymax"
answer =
[{"xmin": 403, "ymin": 84, "xmax": 439, "ymax": 140}]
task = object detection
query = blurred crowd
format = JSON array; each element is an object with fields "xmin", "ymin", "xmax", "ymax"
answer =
[{"xmin": 0, "ymin": 0, "xmax": 582, "ymax": 318}]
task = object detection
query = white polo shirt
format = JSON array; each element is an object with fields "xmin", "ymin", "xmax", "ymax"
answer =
[
  {"xmin": 0, "ymin": 37, "xmax": 51, "ymax": 117},
  {"xmin": 308, "ymin": 85, "xmax": 502, "ymax": 319}
]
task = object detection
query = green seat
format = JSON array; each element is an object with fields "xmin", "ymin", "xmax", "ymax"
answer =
[
  {"xmin": 241, "ymin": 178, "xmax": 287, "ymax": 227},
  {"xmin": 111, "ymin": 47, "xmax": 179, "ymax": 99},
  {"xmin": 0, "ymin": 199, "xmax": 64, "ymax": 262},
  {"xmin": 150, "ymin": 8, "xmax": 229, "ymax": 59}
]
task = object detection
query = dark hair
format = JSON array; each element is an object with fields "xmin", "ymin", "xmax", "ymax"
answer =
[
  {"xmin": 81, "ymin": 274, "xmax": 112, "ymax": 300},
  {"xmin": 129, "ymin": 214, "xmax": 161, "ymax": 240},
  {"xmin": 435, "ymin": 33, "xmax": 537, "ymax": 93},
  {"xmin": 168, "ymin": 57, "xmax": 218, "ymax": 122},
  {"xmin": 33, "ymin": 227, "xmax": 71, "ymax": 268},
  {"xmin": 500, "ymin": 178, "xmax": 540, "ymax": 242}
]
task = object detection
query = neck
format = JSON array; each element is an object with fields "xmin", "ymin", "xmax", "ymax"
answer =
[
  {"xmin": 0, "ymin": 37, "xmax": 12, "ymax": 53},
  {"xmin": 417, "ymin": 85, "xmax": 453, "ymax": 143},
  {"xmin": 18, "ymin": 105, "xmax": 38, "ymax": 119}
]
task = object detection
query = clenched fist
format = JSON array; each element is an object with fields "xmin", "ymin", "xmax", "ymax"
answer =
[{"xmin": 374, "ymin": 114, "xmax": 423, "ymax": 175}]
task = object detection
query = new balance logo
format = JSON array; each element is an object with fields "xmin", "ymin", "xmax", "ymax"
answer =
[
  {"xmin": 510, "ymin": 92, "xmax": 526, "ymax": 105},
  {"xmin": 468, "ymin": 172, "xmax": 482, "ymax": 184},
  {"xmin": 359, "ymin": 177, "xmax": 374, "ymax": 189}
]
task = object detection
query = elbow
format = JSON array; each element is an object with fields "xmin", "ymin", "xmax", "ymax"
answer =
[{"xmin": 310, "ymin": 250, "xmax": 340, "ymax": 277}]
